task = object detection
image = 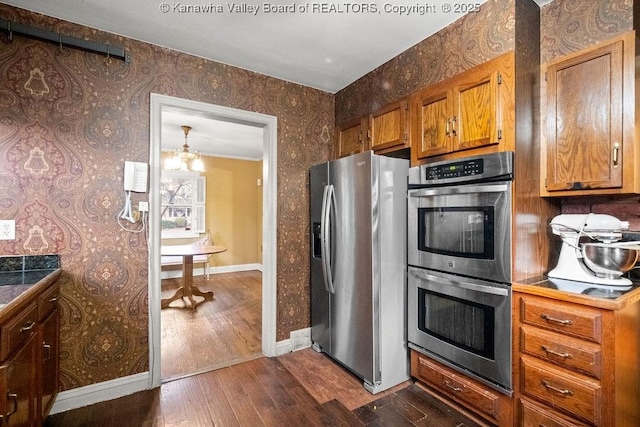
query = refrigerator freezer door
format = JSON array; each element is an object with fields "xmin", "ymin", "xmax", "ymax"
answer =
[
  {"xmin": 329, "ymin": 152, "xmax": 375, "ymax": 383},
  {"xmin": 310, "ymin": 163, "xmax": 331, "ymax": 354}
]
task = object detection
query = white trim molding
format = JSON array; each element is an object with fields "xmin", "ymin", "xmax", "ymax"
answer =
[
  {"xmin": 49, "ymin": 373, "xmax": 149, "ymax": 415},
  {"xmin": 149, "ymin": 94, "xmax": 278, "ymax": 389}
]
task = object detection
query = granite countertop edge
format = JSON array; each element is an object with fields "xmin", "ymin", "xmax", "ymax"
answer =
[
  {"xmin": 0, "ymin": 269, "xmax": 62, "ymax": 313},
  {"xmin": 513, "ymin": 276, "xmax": 640, "ymax": 310}
]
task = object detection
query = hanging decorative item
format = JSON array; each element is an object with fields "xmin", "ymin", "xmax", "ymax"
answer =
[{"xmin": 164, "ymin": 125, "xmax": 205, "ymax": 172}]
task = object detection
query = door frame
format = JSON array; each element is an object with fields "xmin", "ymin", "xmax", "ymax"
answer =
[{"xmin": 148, "ymin": 93, "xmax": 278, "ymax": 388}]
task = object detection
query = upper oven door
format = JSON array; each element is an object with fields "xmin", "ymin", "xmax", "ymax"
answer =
[{"xmin": 408, "ymin": 181, "xmax": 511, "ymax": 284}]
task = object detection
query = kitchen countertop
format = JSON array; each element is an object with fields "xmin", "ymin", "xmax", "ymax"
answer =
[
  {"xmin": 0, "ymin": 254, "xmax": 61, "ymax": 311},
  {"xmin": 513, "ymin": 276, "xmax": 640, "ymax": 310}
]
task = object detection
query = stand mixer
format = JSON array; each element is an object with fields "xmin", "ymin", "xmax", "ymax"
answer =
[{"xmin": 549, "ymin": 213, "xmax": 637, "ymax": 288}]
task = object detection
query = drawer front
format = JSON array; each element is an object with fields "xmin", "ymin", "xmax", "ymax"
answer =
[
  {"xmin": 412, "ymin": 352, "xmax": 500, "ymax": 420},
  {"xmin": 520, "ymin": 325, "xmax": 602, "ymax": 379},
  {"xmin": 38, "ymin": 282, "xmax": 60, "ymax": 322},
  {"xmin": 0, "ymin": 301, "xmax": 38, "ymax": 361},
  {"xmin": 520, "ymin": 296, "xmax": 603, "ymax": 343},
  {"xmin": 519, "ymin": 398, "xmax": 589, "ymax": 427},
  {"xmin": 521, "ymin": 356, "xmax": 601, "ymax": 425}
]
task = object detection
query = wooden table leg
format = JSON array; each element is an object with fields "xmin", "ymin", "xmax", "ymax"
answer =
[{"xmin": 160, "ymin": 254, "xmax": 215, "ymax": 309}]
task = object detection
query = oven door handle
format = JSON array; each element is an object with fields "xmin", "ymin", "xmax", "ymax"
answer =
[
  {"xmin": 409, "ymin": 184, "xmax": 508, "ymax": 198},
  {"xmin": 320, "ymin": 184, "xmax": 335, "ymax": 294},
  {"xmin": 409, "ymin": 268, "xmax": 509, "ymax": 296}
]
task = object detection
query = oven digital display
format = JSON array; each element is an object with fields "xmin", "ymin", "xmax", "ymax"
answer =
[{"xmin": 424, "ymin": 159, "xmax": 484, "ymax": 180}]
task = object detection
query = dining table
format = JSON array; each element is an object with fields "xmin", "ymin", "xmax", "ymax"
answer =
[{"xmin": 160, "ymin": 244, "xmax": 227, "ymax": 309}]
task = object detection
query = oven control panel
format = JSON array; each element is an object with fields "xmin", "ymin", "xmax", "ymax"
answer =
[
  {"xmin": 409, "ymin": 151, "xmax": 513, "ymax": 187},
  {"xmin": 424, "ymin": 159, "xmax": 483, "ymax": 180}
]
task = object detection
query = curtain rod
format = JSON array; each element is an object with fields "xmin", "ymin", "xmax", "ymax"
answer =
[{"xmin": 0, "ymin": 20, "xmax": 130, "ymax": 63}]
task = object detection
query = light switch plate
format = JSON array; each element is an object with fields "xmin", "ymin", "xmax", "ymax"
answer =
[{"xmin": 0, "ymin": 220, "xmax": 15, "ymax": 240}]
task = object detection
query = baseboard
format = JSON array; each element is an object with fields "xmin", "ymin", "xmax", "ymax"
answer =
[
  {"xmin": 160, "ymin": 263, "xmax": 263, "ymax": 279},
  {"xmin": 276, "ymin": 327, "xmax": 311, "ymax": 356},
  {"xmin": 49, "ymin": 372, "xmax": 150, "ymax": 415}
]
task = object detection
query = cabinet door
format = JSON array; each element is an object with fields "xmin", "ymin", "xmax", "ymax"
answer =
[
  {"xmin": 369, "ymin": 99, "xmax": 408, "ymax": 151},
  {"xmin": 39, "ymin": 309, "xmax": 59, "ymax": 421},
  {"xmin": 415, "ymin": 90, "xmax": 451, "ymax": 158},
  {"xmin": 453, "ymin": 70, "xmax": 501, "ymax": 151},
  {"xmin": 0, "ymin": 334, "xmax": 37, "ymax": 427},
  {"xmin": 545, "ymin": 39, "xmax": 624, "ymax": 191},
  {"xmin": 336, "ymin": 117, "xmax": 367, "ymax": 158}
]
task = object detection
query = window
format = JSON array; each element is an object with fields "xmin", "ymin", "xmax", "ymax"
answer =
[{"xmin": 160, "ymin": 170, "xmax": 206, "ymax": 238}]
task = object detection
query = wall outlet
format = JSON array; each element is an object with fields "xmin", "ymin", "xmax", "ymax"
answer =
[
  {"xmin": 139, "ymin": 201, "xmax": 149, "ymax": 212},
  {"xmin": 0, "ymin": 220, "xmax": 15, "ymax": 240}
]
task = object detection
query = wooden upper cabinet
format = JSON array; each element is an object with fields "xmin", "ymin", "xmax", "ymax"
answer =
[
  {"xmin": 542, "ymin": 31, "xmax": 640, "ymax": 196},
  {"xmin": 336, "ymin": 117, "xmax": 367, "ymax": 158},
  {"xmin": 416, "ymin": 90, "xmax": 450, "ymax": 158},
  {"xmin": 369, "ymin": 99, "xmax": 409, "ymax": 153},
  {"xmin": 453, "ymin": 70, "xmax": 501, "ymax": 151},
  {"xmin": 411, "ymin": 54, "xmax": 506, "ymax": 161},
  {"xmin": 545, "ymin": 38, "xmax": 623, "ymax": 192}
]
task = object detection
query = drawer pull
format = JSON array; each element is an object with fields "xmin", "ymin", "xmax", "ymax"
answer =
[
  {"xmin": 541, "ymin": 380, "xmax": 573, "ymax": 396},
  {"xmin": 540, "ymin": 314, "xmax": 573, "ymax": 326},
  {"xmin": 0, "ymin": 393, "xmax": 18, "ymax": 419},
  {"xmin": 19, "ymin": 321, "xmax": 36, "ymax": 333},
  {"xmin": 43, "ymin": 343, "xmax": 51, "ymax": 361},
  {"xmin": 443, "ymin": 380, "xmax": 463, "ymax": 393},
  {"xmin": 541, "ymin": 345, "xmax": 572, "ymax": 359},
  {"xmin": 49, "ymin": 295, "xmax": 59, "ymax": 305}
]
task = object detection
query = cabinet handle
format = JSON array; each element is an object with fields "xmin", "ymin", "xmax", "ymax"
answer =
[
  {"xmin": 19, "ymin": 321, "xmax": 36, "ymax": 333},
  {"xmin": 541, "ymin": 345, "xmax": 572, "ymax": 359},
  {"xmin": 43, "ymin": 343, "xmax": 51, "ymax": 361},
  {"xmin": 613, "ymin": 142, "xmax": 620, "ymax": 167},
  {"xmin": 540, "ymin": 314, "xmax": 573, "ymax": 326},
  {"xmin": 446, "ymin": 118, "xmax": 451, "ymax": 136},
  {"xmin": 5, "ymin": 393, "xmax": 18, "ymax": 418},
  {"xmin": 49, "ymin": 295, "xmax": 59, "ymax": 305},
  {"xmin": 451, "ymin": 116, "xmax": 457, "ymax": 136},
  {"xmin": 541, "ymin": 380, "xmax": 573, "ymax": 396},
  {"xmin": 443, "ymin": 380, "xmax": 463, "ymax": 393}
]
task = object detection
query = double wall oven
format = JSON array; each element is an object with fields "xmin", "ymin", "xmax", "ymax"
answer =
[{"xmin": 407, "ymin": 151, "xmax": 514, "ymax": 395}]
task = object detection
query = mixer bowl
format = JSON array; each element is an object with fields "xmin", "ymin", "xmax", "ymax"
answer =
[{"xmin": 581, "ymin": 243, "xmax": 639, "ymax": 279}]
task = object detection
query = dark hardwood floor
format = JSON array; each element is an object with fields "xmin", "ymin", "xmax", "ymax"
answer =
[{"xmin": 45, "ymin": 271, "xmax": 482, "ymax": 426}]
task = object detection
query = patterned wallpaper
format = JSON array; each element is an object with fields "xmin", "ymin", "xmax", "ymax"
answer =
[
  {"xmin": 0, "ymin": 4, "xmax": 334, "ymax": 390},
  {"xmin": 540, "ymin": 0, "xmax": 633, "ymax": 64},
  {"xmin": 335, "ymin": 0, "xmax": 517, "ymax": 126}
]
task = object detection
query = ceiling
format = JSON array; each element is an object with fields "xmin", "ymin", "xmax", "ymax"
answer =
[{"xmin": 3, "ymin": 0, "xmax": 552, "ymax": 159}]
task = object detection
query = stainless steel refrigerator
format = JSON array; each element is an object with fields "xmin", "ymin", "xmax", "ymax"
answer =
[{"xmin": 310, "ymin": 151, "xmax": 410, "ymax": 394}]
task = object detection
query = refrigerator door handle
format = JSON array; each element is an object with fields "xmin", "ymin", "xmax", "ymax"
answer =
[{"xmin": 321, "ymin": 184, "xmax": 335, "ymax": 294}]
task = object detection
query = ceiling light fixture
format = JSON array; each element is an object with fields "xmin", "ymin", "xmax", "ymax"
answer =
[{"xmin": 164, "ymin": 125, "xmax": 205, "ymax": 172}]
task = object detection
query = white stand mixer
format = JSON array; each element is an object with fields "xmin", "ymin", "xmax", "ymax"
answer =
[{"xmin": 549, "ymin": 213, "xmax": 633, "ymax": 287}]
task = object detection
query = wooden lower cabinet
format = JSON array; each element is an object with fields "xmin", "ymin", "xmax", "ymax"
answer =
[
  {"xmin": 513, "ymin": 289, "xmax": 640, "ymax": 426},
  {"xmin": 0, "ymin": 333, "xmax": 37, "ymax": 427},
  {"xmin": 411, "ymin": 350, "xmax": 513, "ymax": 426},
  {"xmin": 0, "ymin": 276, "xmax": 60, "ymax": 426}
]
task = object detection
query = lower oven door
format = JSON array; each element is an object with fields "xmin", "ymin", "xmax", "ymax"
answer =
[{"xmin": 407, "ymin": 266, "xmax": 512, "ymax": 394}]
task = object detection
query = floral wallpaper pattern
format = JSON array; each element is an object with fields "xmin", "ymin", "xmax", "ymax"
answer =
[{"xmin": 0, "ymin": 4, "xmax": 334, "ymax": 390}]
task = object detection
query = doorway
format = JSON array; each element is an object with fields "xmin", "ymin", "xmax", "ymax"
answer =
[{"xmin": 148, "ymin": 94, "xmax": 277, "ymax": 388}]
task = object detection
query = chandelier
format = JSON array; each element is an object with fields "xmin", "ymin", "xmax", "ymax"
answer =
[{"xmin": 164, "ymin": 125, "xmax": 205, "ymax": 172}]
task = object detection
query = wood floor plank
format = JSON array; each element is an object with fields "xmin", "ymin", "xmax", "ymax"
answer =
[
  {"xmin": 196, "ymin": 369, "xmax": 241, "ymax": 427},
  {"xmin": 215, "ymin": 364, "xmax": 266, "ymax": 426}
]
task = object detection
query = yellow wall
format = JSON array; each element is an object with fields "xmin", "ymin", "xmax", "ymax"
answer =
[
  {"xmin": 160, "ymin": 153, "xmax": 263, "ymax": 269},
  {"xmin": 203, "ymin": 155, "xmax": 263, "ymax": 267}
]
